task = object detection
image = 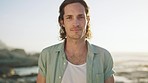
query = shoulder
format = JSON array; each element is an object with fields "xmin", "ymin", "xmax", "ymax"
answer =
[
  {"xmin": 42, "ymin": 43, "xmax": 63, "ymax": 51},
  {"xmin": 91, "ymin": 44, "xmax": 113, "ymax": 65},
  {"xmin": 40, "ymin": 42, "xmax": 63, "ymax": 58},
  {"xmin": 91, "ymin": 44, "xmax": 110, "ymax": 54},
  {"xmin": 38, "ymin": 42, "xmax": 64, "ymax": 63},
  {"xmin": 90, "ymin": 44, "xmax": 112, "ymax": 59}
]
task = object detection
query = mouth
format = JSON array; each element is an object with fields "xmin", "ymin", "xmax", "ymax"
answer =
[{"xmin": 70, "ymin": 28, "xmax": 81, "ymax": 32}]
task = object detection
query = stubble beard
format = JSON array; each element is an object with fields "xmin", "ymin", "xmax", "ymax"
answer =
[{"xmin": 67, "ymin": 31, "xmax": 86, "ymax": 40}]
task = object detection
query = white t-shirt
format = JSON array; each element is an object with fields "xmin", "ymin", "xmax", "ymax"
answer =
[{"xmin": 61, "ymin": 61, "xmax": 86, "ymax": 83}]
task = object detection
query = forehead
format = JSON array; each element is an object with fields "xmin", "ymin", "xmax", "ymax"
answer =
[{"xmin": 64, "ymin": 2, "xmax": 86, "ymax": 15}]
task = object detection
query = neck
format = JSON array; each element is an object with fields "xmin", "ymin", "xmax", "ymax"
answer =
[
  {"xmin": 64, "ymin": 38, "xmax": 88, "ymax": 65},
  {"xmin": 65, "ymin": 38, "xmax": 86, "ymax": 52}
]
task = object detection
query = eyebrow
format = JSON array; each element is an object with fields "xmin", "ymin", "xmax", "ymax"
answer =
[
  {"xmin": 64, "ymin": 14, "xmax": 85, "ymax": 17},
  {"xmin": 65, "ymin": 15, "xmax": 72, "ymax": 17},
  {"xmin": 78, "ymin": 14, "xmax": 85, "ymax": 17}
]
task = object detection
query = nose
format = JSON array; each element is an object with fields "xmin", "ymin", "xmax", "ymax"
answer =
[{"xmin": 73, "ymin": 19, "xmax": 79, "ymax": 27}]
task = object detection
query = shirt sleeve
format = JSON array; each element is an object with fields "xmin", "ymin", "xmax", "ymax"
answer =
[
  {"xmin": 38, "ymin": 49, "xmax": 47, "ymax": 77},
  {"xmin": 104, "ymin": 50, "xmax": 115, "ymax": 80}
]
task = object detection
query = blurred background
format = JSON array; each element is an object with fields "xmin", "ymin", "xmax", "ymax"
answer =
[{"xmin": 0, "ymin": 0, "xmax": 148, "ymax": 83}]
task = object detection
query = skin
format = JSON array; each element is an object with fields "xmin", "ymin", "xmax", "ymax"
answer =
[
  {"xmin": 36, "ymin": 2, "xmax": 114, "ymax": 83},
  {"xmin": 62, "ymin": 3, "xmax": 89, "ymax": 41},
  {"xmin": 61, "ymin": 3, "xmax": 89, "ymax": 65},
  {"xmin": 36, "ymin": 73, "xmax": 45, "ymax": 83},
  {"xmin": 105, "ymin": 75, "xmax": 115, "ymax": 83}
]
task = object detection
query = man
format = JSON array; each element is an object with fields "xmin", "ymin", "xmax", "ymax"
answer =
[{"xmin": 37, "ymin": 0, "xmax": 115, "ymax": 83}]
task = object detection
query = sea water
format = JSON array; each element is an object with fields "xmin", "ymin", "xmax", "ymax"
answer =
[
  {"xmin": 14, "ymin": 66, "xmax": 38, "ymax": 76},
  {"xmin": 14, "ymin": 52, "xmax": 148, "ymax": 83}
]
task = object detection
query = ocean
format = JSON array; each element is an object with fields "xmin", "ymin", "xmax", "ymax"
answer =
[
  {"xmin": 14, "ymin": 52, "xmax": 148, "ymax": 83},
  {"xmin": 112, "ymin": 52, "xmax": 148, "ymax": 83}
]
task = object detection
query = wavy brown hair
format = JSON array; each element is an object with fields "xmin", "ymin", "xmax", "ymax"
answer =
[{"xmin": 58, "ymin": 0, "xmax": 91, "ymax": 40}]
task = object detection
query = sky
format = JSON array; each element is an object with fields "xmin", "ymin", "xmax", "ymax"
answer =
[{"xmin": 0, "ymin": 0, "xmax": 148, "ymax": 53}]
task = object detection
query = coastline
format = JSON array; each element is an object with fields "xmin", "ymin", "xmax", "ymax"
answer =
[{"xmin": 0, "ymin": 49, "xmax": 148, "ymax": 83}]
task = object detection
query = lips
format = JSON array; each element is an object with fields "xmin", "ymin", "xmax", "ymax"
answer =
[{"xmin": 70, "ymin": 28, "xmax": 81, "ymax": 31}]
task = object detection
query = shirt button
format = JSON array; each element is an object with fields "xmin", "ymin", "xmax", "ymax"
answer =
[
  {"xmin": 64, "ymin": 62, "xmax": 66, "ymax": 65},
  {"xmin": 59, "ymin": 76, "xmax": 61, "ymax": 79}
]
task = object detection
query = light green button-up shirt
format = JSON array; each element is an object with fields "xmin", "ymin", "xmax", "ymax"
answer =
[{"xmin": 38, "ymin": 41, "xmax": 114, "ymax": 83}]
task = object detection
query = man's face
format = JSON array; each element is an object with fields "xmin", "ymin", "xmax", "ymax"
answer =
[{"xmin": 61, "ymin": 2, "xmax": 89, "ymax": 40}]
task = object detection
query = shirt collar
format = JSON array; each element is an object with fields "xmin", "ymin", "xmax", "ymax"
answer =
[
  {"xmin": 87, "ymin": 41, "xmax": 100, "ymax": 54},
  {"xmin": 56, "ymin": 40, "xmax": 99, "ymax": 55}
]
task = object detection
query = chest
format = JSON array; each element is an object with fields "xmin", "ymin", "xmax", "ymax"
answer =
[
  {"xmin": 61, "ymin": 61, "xmax": 86, "ymax": 83},
  {"xmin": 66, "ymin": 53, "xmax": 87, "ymax": 65}
]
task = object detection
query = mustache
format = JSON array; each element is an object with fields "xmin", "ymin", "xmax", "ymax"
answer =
[{"xmin": 70, "ymin": 26, "xmax": 82, "ymax": 31}]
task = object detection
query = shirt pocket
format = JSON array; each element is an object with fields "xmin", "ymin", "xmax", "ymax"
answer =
[{"xmin": 95, "ymin": 73, "xmax": 104, "ymax": 83}]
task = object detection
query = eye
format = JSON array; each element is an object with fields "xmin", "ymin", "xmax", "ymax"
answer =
[
  {"xmin": 80, "ymin": 16, "xmax": 84, "ymax": 18},
  {"xmin": 66, "ymin": 16, "xmax": 72, "ymax": 19},
  {"xmin": 78, "ymin": 15, "xmax": 85, "ymax": 20}
]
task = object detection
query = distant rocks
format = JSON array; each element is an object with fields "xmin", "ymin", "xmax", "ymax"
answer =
[
  {"xmin": 0, "ymin": 66, "xmax": 15, "ymax": 78},
  {"xmin": 0, "ymin": 48, "xmax": 39, "ymax": 68},
  {"xmin": 0, "ymin": 40, "xmax": 39, "ymax": 82},
  {"xmin": 0, "ymin": 40, "xmax": 39, "ymax": 79}
]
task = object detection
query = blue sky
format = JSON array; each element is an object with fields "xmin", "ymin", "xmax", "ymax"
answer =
[{"xmin": 0, "ymin": 0, "xmax": 148, "ymax": 52}]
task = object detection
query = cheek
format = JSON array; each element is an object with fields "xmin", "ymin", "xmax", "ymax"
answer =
[
  {"xmin": 63, "ymin": 21, "xmax": 71, "ymax": 28},
  {"xmin": 64, "ymin": 26, "xmax": 70, "ymax": 33}
]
